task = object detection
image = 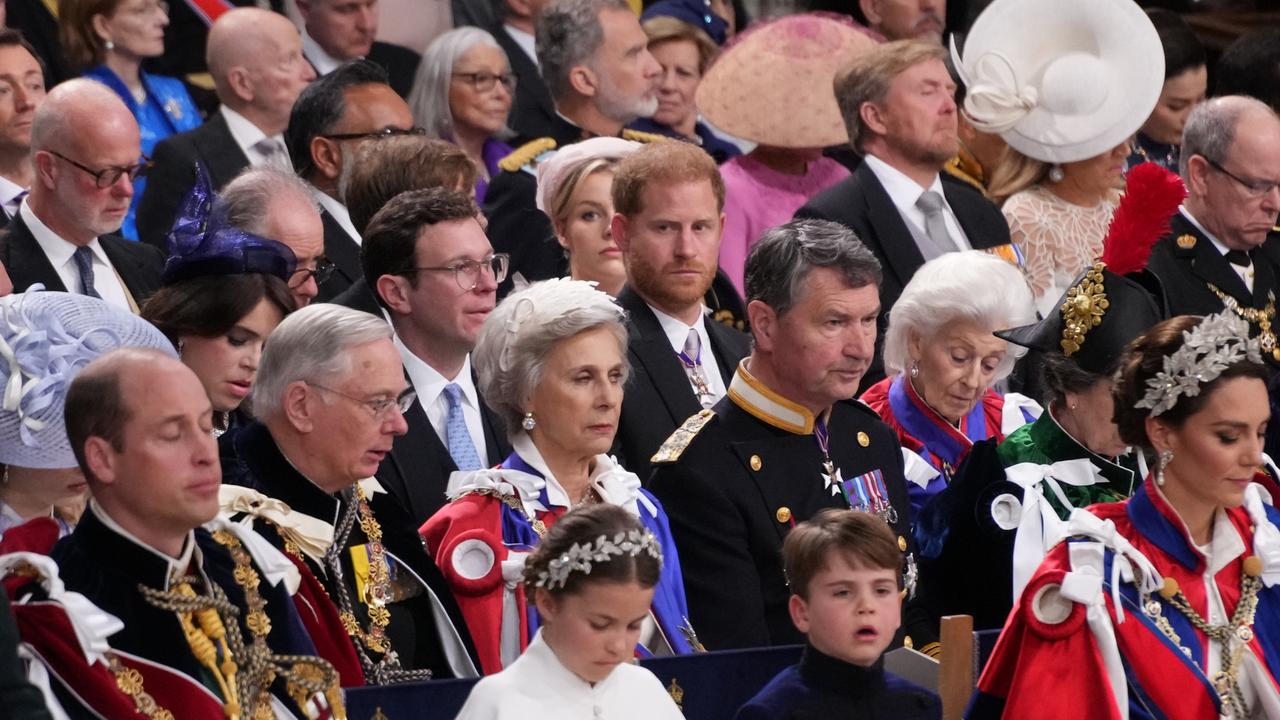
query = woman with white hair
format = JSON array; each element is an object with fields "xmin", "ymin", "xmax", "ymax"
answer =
[
  {"xmin": 860, "ymin": 251, "xmax": 1039, "ymax": 517},
  {"xmin": 408, "ymin": 27, "xmax": 515, "ymax": 204},
  {"xmin": 421, "ymin": 278, "xmax": 696, "ymax": 675}
]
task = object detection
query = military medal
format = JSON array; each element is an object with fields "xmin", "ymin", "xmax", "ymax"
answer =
[
  {"xmin": 814, "ymin": 416, "xmax": 843, "ymax": 496},
  {"xmin": 815, "ymin": 416, "xmax": 897, "ymax": 524},
  {"xmin": 677, "ymin": 343, "xmax": 716, "ymax": 408}
]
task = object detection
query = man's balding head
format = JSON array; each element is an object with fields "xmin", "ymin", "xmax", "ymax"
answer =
[
  {"xmin": 207, "ymin": 8, "xmax": 315, "ymax": 136},
  {"xmin": 31, "ymin": 78, "xmax": 133, "ymax": 153}
]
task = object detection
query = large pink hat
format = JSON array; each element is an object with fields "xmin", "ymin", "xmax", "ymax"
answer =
[{"xmin": 696, "ymin": 13, "xmax": 879, "ymax": 149}]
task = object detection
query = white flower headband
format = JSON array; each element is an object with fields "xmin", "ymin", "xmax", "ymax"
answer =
[
  {"xmin": 1135, "ymin": 311, "xmax": 1263, "ymax": 417},
  {"xmin": 533, "ymin": 529, "xmax": 663, "ymax": 590}
]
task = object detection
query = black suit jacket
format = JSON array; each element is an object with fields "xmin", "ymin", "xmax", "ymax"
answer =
[
  {"xmin": 317, "ymin": 206, "xmax": 362, "ymax": 302},
  {"xmin": 137, "ymin": 114, "xmax": 252, "ymax": 249},
  {"xmin": 614, "ymin": 287, "xmax": 751, "ymax": 480},
  {"xmin": 795, "ymin": 163, "xmax": 1011, "ymax": 389},
  {"xmin": 490, "ymin": 22, "xmax": 559, "ymax": 145},
  {"xmin": 648, "ymin": 398, "xmax": 910, "ymax": 650},
  {"xmin": 330, "ymin": 286, "xmax": 512, "ymax": 525},
  {"xmin": 0, "ymin": 214, "xmax": 164, "ymax": 305},
  {"xmin": 367, "ymin": 41, "xmax": 422, "ymax": 100},
  {"xmin": 1146, "ymin": 211, "xmax": 1280, "ymax": 317}
]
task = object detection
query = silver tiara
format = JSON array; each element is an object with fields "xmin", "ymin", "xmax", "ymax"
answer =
[
  {"xmin": 1135, "ymin": 311, "xmax": 1262, "ymax": 417},
  {"xmin": 534, "ymin": 530, "xmax": 663, "ymax": 590}
]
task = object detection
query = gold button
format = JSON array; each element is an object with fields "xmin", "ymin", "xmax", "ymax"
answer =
[
  {"xmin": 903, "ymin": 635, "xmax": 913, "ymax": 649},
  {"xmin": 898, "ymin": 535, "xmax": 908, "ymax": 552},
  {"xmin": 1176, "ymin": 233, "xmax": 1197, "ymax": 249},
  {"xmin": 775, "ymin": 507, "xmax": 792, "ymax": 524},
  {"xmin": 857, "ymin": 431, "xmax": 870, "ymax": 447},
  {"xmin": 750, "ymin": 455, "xmax": 762, "ymax": 471}
]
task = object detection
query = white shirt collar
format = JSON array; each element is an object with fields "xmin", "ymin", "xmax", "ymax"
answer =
[
  {"xmin": 0, "ymin": 175, "xmax": 25, "ymax": 217},
  {"xmin": 1180, "ymin": 205, "xmax": 1233, "ymax": 258},
  {"xmin": 394, "ymin": 334, "xmax": 478, "ymax": 411},
  {"xmin": 648, "ymin": 302, "xmax": 711, "ymax": 356},
  {"xmin": 313, "ymin": 188, "xmax": 361, "ymax": 245},
  {"xmin": 301, "ymin": 28, "xmax": 343, "ymax": 76},
  {"xmin": 20, "ymin": 199, "xmax": 111, "ymax": 271},
  {"xmin": 219, "ymin": 105, "xmax": 291, "ymax": 170},
  {"xmin": 502, "ymin": 24, "xmax": 538, "ymax": 64},
  {"xmin": 862, "ymin": 153, "xmax": 946, "ymax": 211},
  {"xmin": 89, "ymin": 499, "xmax": 198, "ymax": 588}
]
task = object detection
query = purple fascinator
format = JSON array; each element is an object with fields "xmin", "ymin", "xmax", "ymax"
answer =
[{"xmin": 162, "ymin": 165, "xmax": 297, "ymax": 285}]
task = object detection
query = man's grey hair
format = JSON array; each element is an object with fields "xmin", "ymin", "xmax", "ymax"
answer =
[
  {"xmin": 744, "ymin": 219, "xmax": 883, "ymax": 318},
  {"xmin": 536, "ymin": 0, "xmax": 630, "ymax": 101},
  {"xmin": 1179, "ymin": 95, "xmax": 1279, "ymax": 178},
  {"xmin": 472, "ymin": 281, "xmax": 630, "ymax": 432},
  {"xmin": 409, "ymin": 27, "xmax": 512, "ymax": 139},
  {"xmin": 252, "ymin": 304, "xmax": 391, "ymax": 417},
  {"xmin": 881, "ymin": 251, "xmax": 1034, "ymax": 379},
  {"xmin": 221, "ymin": 166, "xmax": 319, "ymax": 237}
]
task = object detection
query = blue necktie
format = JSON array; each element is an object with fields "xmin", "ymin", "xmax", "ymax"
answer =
[
  {"xmin": 443, "ymin": 383, "xmax": 484, "ymax": 471},
  {"xmin": 72, "ymin": 246, "xmax": 101, "ymax": 299}
]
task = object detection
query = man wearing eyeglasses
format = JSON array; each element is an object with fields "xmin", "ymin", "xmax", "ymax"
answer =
[
  {"xmin": 221, "ymin": 302, "xmax": 480, "ymax": 683},
  {"xmin": 1147, "ymin": 96, "xmax": 1280, "ymax": 344},
  {"xmin": 222, "ymin": 166, "xmax": 329, "ymax": 308},
  {"xmin": 285, "ymin": 59, "xmax": 417, "ymax": 301},
  {"xmin": 136, "ymin": 8, "xmax": 316, "ymax": 249},
  {"xmin": 0, "ymin": 79, "xmax": 162, "ymax": 309},
  {"xmin": 360, "ymin": 187, "xmax": 511, "ymax": 525}
]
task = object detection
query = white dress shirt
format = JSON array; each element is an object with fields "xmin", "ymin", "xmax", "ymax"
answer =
[
  {"xmin": 395, "ymin": 335, "xmax": 489, "ymax": 464},
  {"xmin": 220, "ymin": 105, "xmax": 293, "ymax": 171},
  {"xmin": 649, "ymin": 303, "xmax": 728, "ymax": 403},
  {"xmin": 313, "ymin": 188, "xmax": 361, "ymax": 245},
  {"xmin": 1181, "ymin": 205, "xmax": 1254, "ymax": 293},
  {"xmin": 502, "ymin": 24, "xmax": 537, "ymax": 64},
  {"xmin": 21, "ymin": 200, "xmax": 132, "ymax": 310},
  {"xmin": 0, "ymin": 175, "xmax": 26, "ymax": 219},
  {"xmin": 862, "ymin": 153, "xmax": 972, "ymax": 251},
  {"xmin": 301, "ymin": 29, "xmax": 343, "ymax": 76}
]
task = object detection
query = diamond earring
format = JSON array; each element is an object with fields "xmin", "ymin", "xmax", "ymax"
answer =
[
  {"xmin": 1156, "ymin": 449, "xmax": 1173, "ymax": 487},
  {"xmin": 521, "ymin": 412, "xmax": 536, "ymax": 431}
]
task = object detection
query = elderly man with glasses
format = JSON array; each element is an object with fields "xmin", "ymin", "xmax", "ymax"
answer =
[
  {"xmin": 0, "ymin": 78, "xmax": 162, "ymax": 309},
  {"xmin": 220, "ymin": 302, "xmax": 481, "ymax": 685},
  {"xmin": 284, "ymin": 59, "xmax": 420, "ymax": 301},
  {"xmin": 356, "ymin": 187, "xmax": 512, "ymax": 526}
]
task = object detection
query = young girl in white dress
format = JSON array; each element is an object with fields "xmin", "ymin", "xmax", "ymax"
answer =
[{"xmin": 455, "ymin": 504, "xmax": 686, "ymax": 719}]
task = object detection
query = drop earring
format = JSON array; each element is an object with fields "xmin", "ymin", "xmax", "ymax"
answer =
[
  {"xmin": 104, "ymin": 39, "xmax": 115, "ymax": 51},
  {"xmin": 1048, "ymin": 164, "xmax": 1065, "ymax": 183},
  {"xmin": 521, "ymin": 412, "xmax": 536, "ymax": 431},
  {"xmin": 909, "ymin": 362, "xmax": 919, "ymax": 379},
  {"xmin": 176, "ymin": 338, "xmax": 184, "ymax": 358},
  {"xmin": 1156, "ymin": 449, "xmax": 1173, "ymax": 487}
]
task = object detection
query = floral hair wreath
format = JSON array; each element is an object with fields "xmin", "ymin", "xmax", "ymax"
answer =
[
  {"xmin": 533, "ymin": 529, "xmax": 663, "ymax": 590},
  {"xmin": 1135, "ymin": 311, "xmax": 1263, "ymax": 417}
]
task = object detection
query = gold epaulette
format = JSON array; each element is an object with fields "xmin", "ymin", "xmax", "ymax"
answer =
[
  {"xmin": 918, "ymin": 641, "xmax": 942, "ymax": 659},
  {"xmin": 621, "ymin": 128, "xmax": 670, "ymax": 144},
  {"xmin": 498, "ymin": 137, "xmax": 557, "ymax": 173},
  {"xmin": 651, "ymin": 409, "xmax": 715, "ymax": 464},
  {"xmin": 185, "ymin": 72, "xmax": 215, "ymax": 91}
]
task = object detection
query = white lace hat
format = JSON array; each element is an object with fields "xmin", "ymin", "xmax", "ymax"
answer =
[
  {"xmin": 953, "ymin": 0, "xmax": 1164, "ymax": 164},
  {"xmin": 0, "ymin": 289, "xmax": 176, "ymax": 469}
]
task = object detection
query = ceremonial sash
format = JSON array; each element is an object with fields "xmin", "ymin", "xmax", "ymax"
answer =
[{"xmin": 887, "ymin": 375, "xmax": 987, "ymax": 474}]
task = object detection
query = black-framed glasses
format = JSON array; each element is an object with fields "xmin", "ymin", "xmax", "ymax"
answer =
[
  {"xmin": 452, "ymin": 72, "xmax": 516, "ymax": 93},
  {"xmin": 319, "ymin": 126, "xmax": 428, "ymax": 143},
  {"xmin": 306, "ymin": 382, "xmax": 417, "ymax": 420},
  {"xmin": 47, "ymin": 150, "xmax": 150, "ymax": 188},
  {"xmin": 1203, "ymin": 156, "xmax": 1280, "ymax": 199},
  {"xmin": 399, "ymin": 253, "xmax": 509, "ymax": 291},
  {"xmin": 290, "ymin": 257, "xmax": 336, "ymax": 287}
]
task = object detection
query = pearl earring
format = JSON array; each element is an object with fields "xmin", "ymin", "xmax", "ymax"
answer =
[
  {"xmin": 1156, "ymin": 449, "xmax": 1173, "ymax": 487},
  {"xmin": 1048, "ymin": 164, "xmax": 1065, "ymax": 183},
  {"xmin": 909, "ymin": 362, "xmax": 919, "ymax": 379},
  {"xmin": 521, "ymin": 412, "xmax": 536, "ymax": 431},
  {"xmin": 104, "ymin": 40, "xmax": 115, "ymax": 51}
]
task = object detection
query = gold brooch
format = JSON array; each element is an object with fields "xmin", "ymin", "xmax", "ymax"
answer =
[
  {"xmin": 1176, "ymin": 233, "xmax": 1197, "ymax": 249},
  {"xmin": 1059, "ymin": 262, "xmax": 1109, "ymax": 356}
]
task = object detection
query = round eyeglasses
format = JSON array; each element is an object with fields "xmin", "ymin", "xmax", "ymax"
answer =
[{"xmin": 398, "ymin": 253, "xmax": 510, "ymax": 291}]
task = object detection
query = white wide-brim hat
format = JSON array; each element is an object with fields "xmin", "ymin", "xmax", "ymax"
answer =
[
  {"xmin": 0, "ymin": 289, "xmax": 176, "ymax": 470},
  {"xmin": 954, "ymin": 0, "xmax": 1164, "ymax": 164}
]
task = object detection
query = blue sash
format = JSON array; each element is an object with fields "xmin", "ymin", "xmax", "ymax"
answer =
[{"xmin": 886, "ymin": 375, "xmax": 987, "ymax": 473}]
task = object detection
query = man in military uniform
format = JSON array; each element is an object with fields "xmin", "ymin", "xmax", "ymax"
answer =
[
  {"xmin": 483, "ymin": 0, "xmax": 662, "ymax": 293},
  {"xmin": 1144, "ymin": 96, "xmax": 1280, "ymax": 454},
  {"xmin": 648, "ymin": 218, "xmax": 912, "ymax": 650}
]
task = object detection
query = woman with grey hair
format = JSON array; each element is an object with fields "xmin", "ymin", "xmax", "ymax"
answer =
[
  {"xmin": 421, "ymin": 278, "xmax": 696, "ymax": 675},
  {"xmin": 860, "ymin": 251, "xmax": 1040, "ymax": 518},
  {"xmin": 408, "ymin": 27, "xmax": 515, "ymax": 204}
]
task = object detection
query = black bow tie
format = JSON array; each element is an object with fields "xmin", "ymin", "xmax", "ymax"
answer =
[{"xmin": 1225, "ymin": 249, "xmax": 1252, "ymax": 267}]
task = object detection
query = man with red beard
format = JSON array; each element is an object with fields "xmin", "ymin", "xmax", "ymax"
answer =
[
  {"xmin": 359, "ymin": 188, "xmax": 511, "ymax": 525},
  {"xmin": 609, "ymin": 140, "xmax": 750, "ymax": 481},
  {"xmin": 647, "ymin": 218, "xmax": 913, "ymax": 651}
]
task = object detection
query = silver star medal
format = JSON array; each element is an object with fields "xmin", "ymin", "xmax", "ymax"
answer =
[{"xmin": 822, "ymin": 460, "xmax": 843, "ymax": 497}]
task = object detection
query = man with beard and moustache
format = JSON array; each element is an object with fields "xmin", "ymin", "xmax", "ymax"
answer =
[
  {"xmin": 647, "ymin": 218, "xmax": 913, "ymax": 650},
  {"xmin": 284, "ymin": 60, "xmax": 416, "ymax": 300},
  {"xmin": 483, "ymin": 0, "xmax": 662, "ymax": 294},
  {"xmin": 796, "ymin": 40, "xmax": 1011, "ymax": 391},
  {"xmin": 608, "ymin": 141, "xmax": 750, "ymax": 481}
]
